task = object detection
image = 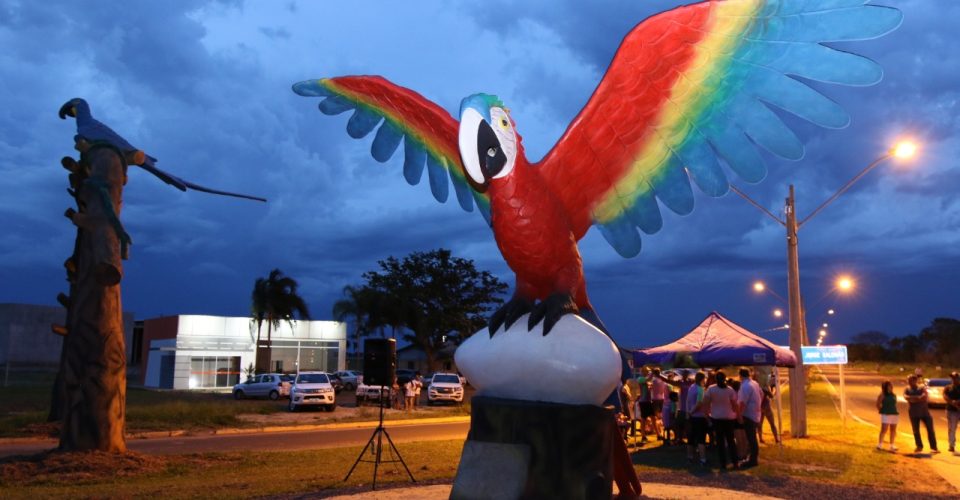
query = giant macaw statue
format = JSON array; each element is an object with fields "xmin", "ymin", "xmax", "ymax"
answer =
[
  {"xmin": 293, "ymin": 1, "xmax": 901, "ymax": 496},
  {"xmin": 293, "ymin": 0, "xmax": 901, "ymax": 337}
]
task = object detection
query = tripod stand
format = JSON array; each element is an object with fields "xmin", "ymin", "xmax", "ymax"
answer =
[{"xmin": 343, "ymin": 386, "xmax": 416, "ymax": 490}]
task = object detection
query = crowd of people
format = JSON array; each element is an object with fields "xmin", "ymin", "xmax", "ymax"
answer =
[
  {"xmin": 876, "ymin": 370, "xmax": 960, "ymax": 453},
  {"xmin": 618, "ymin": 366, "xmax": 779, "ymax": 470},
  {"xmin": 389, "ymin": 372, "xmax": 423, "ymax": 411}
]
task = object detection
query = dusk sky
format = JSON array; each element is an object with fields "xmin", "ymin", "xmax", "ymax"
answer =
[{"xmin": 1, "ymin": 0, "xmax": 957, "ymax": 350}]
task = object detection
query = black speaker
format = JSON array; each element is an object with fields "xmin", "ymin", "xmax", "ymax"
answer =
[{"xmin": 363, "ymin": 338, "xmax": 396, "ymax": 387}]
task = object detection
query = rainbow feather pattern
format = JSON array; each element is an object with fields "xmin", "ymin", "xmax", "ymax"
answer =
[
  {"xmin": 542, "ymin": 0, "xmax": 902, "ymax": 257},
  {"xmin": 293, "ymin": 77, "xmax": 491, "ymax": 223}
]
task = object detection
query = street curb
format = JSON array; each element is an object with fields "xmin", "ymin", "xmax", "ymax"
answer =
[{"xmin": 0, "ymin": 416, "xmax": 471, "ymax": 445}]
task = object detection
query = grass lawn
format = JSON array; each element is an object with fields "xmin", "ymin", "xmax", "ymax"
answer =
[
  {"xmin": 0, "ymin": 440, "xmax": 463, "ymax": 499},
  {"xmin": 629, "ymin": 381, "xmax": 955, "ymax": 496},
  {"xmin": 1, "ymin": 378, "xmax": 956, "ymax": 498},
  {"xmin": 0, "ymin": 376, "xmax": 469, "ymax": 438}
]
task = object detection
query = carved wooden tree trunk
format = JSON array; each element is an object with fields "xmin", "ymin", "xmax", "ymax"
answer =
[{"xmin": 55, "ymin": 144, "xmax": 129, "ymax": 452}]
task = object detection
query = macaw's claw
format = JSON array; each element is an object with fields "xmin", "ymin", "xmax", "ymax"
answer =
[
  {"xmin": 488, "ymin": 296, "xmax": 535, "ymax": 337},
  {"xmin": 528, "ymin": 293, "xmax": 579, "ymax": 336}
]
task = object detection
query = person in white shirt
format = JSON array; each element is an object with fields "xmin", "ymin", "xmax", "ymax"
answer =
[
  {"xmin": 413, "ymin": 372, "xmax": 423, "ymax": 409},
  {"xmin": 738, "ymin": 368, "xmax": 763, "ymax": 467},
  {"xmin": 404, "ymin": 378, "xmax": 416, "ymax": 411},
  {"xmin": 700, "ymin": 370, "xmax": 739, "ymax": 469}
]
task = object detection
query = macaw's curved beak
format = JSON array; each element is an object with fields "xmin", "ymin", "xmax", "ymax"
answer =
[
  {"xmin": 476, "ymin": 119, "xmax": 506, "ymax": 179},
  {"xmin": 58, "ymin": 101, "xmax": 76, "ymax": 119}
]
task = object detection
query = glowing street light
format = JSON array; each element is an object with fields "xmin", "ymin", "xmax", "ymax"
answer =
[
  {"xmin": 773, "ymin": 309, "xmax": 783, "ymax": 318},
  {"xmin": 893, "ymin": 140, "xmax": 917, "ymax": 159},
  {"xmin": 828, "ymin": 309, "xmax": 835, "ymax": 315},
  {"xmin": 822, "ymin": 322, "xmax": 829, "ymax": 328},
  {"xmin": 819, "ymin": 329, "xmax": 827, "ymax": 337},
  {"xmin": 751, "ymin": 280, "xmax": 787, "ymax": 304},
  {"xmin": 729, "ymin": 138, "xmax": 919, "ymax": 438},
  {"xmin": 836, "ymin": 276, "xmax": 855, "ymax": 293}
]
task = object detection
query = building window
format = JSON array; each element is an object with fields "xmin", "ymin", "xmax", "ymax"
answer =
[
  {"xmin": 189, "ymin": 356, "xmax": 241, "ymax": 388},
  {"xmin": 270, "ymin": 340, "xmax": 340, "ymax": 373}
]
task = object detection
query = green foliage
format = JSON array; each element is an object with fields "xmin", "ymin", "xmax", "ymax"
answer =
[
  {"xmin": 848, "ymin": 317, "xmax": 960, "ymax": 364},
  {"xmin": 341, "ymin": 248, "xmax": 507, "ymax": 371},
  {"xmin": 251, "ymin": 268, "xmax": 311, "ymax": 372}
]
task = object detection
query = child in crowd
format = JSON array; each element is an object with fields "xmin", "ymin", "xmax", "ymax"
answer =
[{"xmin": 662, "ymin": 391, "xmax": 679, "ymax": 444}]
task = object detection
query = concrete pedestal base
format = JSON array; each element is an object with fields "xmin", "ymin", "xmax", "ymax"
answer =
[{"xmin": 451, "ymin": 396, "xmax": 615, "ymax": 500}]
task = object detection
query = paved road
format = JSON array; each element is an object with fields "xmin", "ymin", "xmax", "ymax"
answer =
[
  {"xmin": 0, "ymin": 420, "xmax": 470, "ymax": 458},
  {"xmin": 817, "ymin": 366, "xmax": 951, "ymax": 431}
]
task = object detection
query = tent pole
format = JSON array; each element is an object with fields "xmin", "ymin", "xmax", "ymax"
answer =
[{"xmin": 775, "ymin": 367, "xmax": 784, "ymax": 448}]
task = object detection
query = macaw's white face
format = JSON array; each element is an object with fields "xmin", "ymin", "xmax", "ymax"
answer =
[{"xmin": 459, "ymin": 103, "xmax": 518, "ymax": 186}]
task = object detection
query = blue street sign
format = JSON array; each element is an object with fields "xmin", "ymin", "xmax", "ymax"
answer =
[{"xmin": 800, "ymin": 345, "xmax": 848, "ymax": 365}]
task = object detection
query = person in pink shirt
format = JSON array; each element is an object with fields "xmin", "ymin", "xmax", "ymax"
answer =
[{"xmin": 650, "ymin": 368, "xmax": 667, "ymax": 440}]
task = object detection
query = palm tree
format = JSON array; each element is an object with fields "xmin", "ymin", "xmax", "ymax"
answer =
[
  {"xmin": 333, "ymin": 285, "xmax": 371, "ymax": 368},
  {"xmin": 251, "ymin": 269, "xmax": 311, "ymax": 373}
]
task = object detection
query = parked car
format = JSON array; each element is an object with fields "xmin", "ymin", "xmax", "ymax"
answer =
[
  {"xmin": 289, "ymin": 372, "xmax": 336, "ymax": 412},
  {"xmin": 926, "ymin": 378, "xmax": 951, "ymax": 408},
  {"xmin": 355, "ymin": 375, "xmax": 391, "ymax": 406},
  {"xmin": 232, "ymin": 373, "xmax": 288, "ymax": 400},
  {"xmin": 327, "ymin": 373, "xmax": 345, "ymax": 394},
  {"xmin": 333, "ymin": 370, "xmax": 362, "ymax": 391},
  {"xmin": 396, "ymin": 369, "xmax": 416, "ymax": 386},
  {"xmin": 427, "ymin": 373, "xmax": 464, "ymax": 405}
]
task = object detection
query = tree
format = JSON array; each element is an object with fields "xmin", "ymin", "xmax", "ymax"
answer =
[
  {"xmin": 362, "ymin": 249, "xmax": 507, "ymax": 372},
  {"xmin": 849, "ymin": 330, "xmax": 890, "ymax": 362},
  {"xmin": 918, "ymin": 317, "xmax": 960, "ymax": 364},
  {"xmin": 251, "ymin": 269, "xmax": 311, "ymax": 373},
  {"xmin": 332, "ymin": 285, "xmax": 378, "ymax": 363}
]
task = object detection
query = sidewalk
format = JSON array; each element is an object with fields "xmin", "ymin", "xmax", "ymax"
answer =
[{"xmin": 324, "ymin": 483, "xmax": 783, "ymax": 499}]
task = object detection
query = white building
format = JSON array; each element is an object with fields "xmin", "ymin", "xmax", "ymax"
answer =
[{"xmin": 140, "ymin": 314, "xmax": 346, "ymax": 390}]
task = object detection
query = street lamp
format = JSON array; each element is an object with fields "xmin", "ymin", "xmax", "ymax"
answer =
[
  {"xmin": 752, "ymin": 280, "xmax": 787, "ymax": 304},
  {"xmin": 729, "ymin": 139, "xmax": 918, "ymax": 438},
  {"xmin": 836, "ymin": 276, "xmax": 855, "ymax": 293},
  {"xmin": 774, "ymin": 308, "xmax": 783, "ymax": 318}
]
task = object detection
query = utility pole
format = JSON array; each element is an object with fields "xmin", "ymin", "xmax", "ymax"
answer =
[
  {"xmin": 785, "ymin": 185, "xmax": 807, "ymax": 438},
  {"xmin": 732, "ymin": 141, "xmax": 915, "ymax": 440}
]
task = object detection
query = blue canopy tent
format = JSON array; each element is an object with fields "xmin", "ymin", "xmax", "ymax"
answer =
[
  {"xmin": 633, "ymin": 312, "xmax": 797, "ymax": 368},
  {"xmin": 633, "ymin": 312, "xmax": 795, "ymax": 445}
]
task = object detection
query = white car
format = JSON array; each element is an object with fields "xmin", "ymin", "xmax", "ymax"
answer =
[
  {"xmin": 232, "ymin": 373, "xmax": 289, "ymax": 400},
  {"xmin": 333, "ymin": 370, "xmax": 362, "ymax": 391},
  {"xmin": 355, "ymin": 375, "xmax": 390, "ymax": 406},
  {"xmin": 288, "ymin": 372, "xmax": 336, "ymax": 412},
  {"xmin": 427, "ymin": 373, "xmax": 464, "ymax": 405}
]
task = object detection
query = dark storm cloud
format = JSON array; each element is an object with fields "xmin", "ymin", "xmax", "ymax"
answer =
[{"xmin": 0, "ymin": 0, "xmax": 956, "ymax": 348}]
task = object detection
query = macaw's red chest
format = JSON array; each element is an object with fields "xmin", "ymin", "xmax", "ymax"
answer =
[{"xmin": 488, "ymin": 166, "xmax": 584, "ymax": 301}]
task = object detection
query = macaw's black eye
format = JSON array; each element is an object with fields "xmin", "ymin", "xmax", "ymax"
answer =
[{"xmin": 477, "ymin": 119, "xmax": 506, "ymax": 179}]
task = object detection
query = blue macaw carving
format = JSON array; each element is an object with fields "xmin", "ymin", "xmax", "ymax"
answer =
[{"xmin": 58, "ymin": 98, "xmax": 266, "ymax": 202}]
